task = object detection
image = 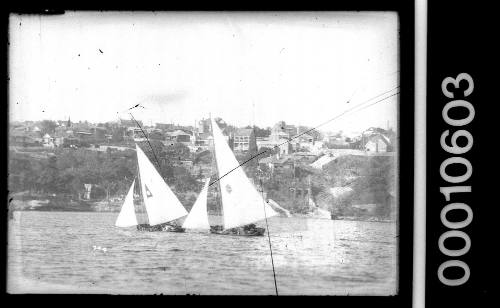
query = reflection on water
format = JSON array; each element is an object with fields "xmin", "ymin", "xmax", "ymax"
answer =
[{"xmin": 8, "ymin": 211, "xmax": 397, "ymax": 295}]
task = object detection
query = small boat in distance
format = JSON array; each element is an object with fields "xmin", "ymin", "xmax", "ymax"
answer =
[
  {"xmin": 208, "ymin": 117, "xmax": 278, "ymax": 236},
  {"xmin": 115, "ymin": 144, "xmax": 188, "ymax": 232}
]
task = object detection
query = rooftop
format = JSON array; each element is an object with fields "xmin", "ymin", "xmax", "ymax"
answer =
[
  {"xmin": 366, "ymin": 133, "xmax": 391, "ymax": 145},
  {"xmin": 234, "ymin": 128, "xmax": 253, "ymax": 136},
  {"xmin": 292, "ymin": 151, "xmax": 317, "ymax": 157},
  {"xmin": 259, "ymin": 156, "xmax": 291, "ymax": 165},
  {"xmin": 168, "ymin": 130, "xmax": 192, "ymax": 137}
]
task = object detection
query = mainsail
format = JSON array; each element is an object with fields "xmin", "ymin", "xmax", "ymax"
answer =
[
  {"xmin": 115, "ymin": 180, "xmax": 138, "ymax": 227},
  {"xmin": 211, "ymin": 118, "xmax": 278, "ymax": 229},
  {"xmin": 136, "ymin": 144, "xmax": 188, "ymax": 226},
  {"xmin": 182, "ymin": 178, "xmax": 211, "ymax": 230}
]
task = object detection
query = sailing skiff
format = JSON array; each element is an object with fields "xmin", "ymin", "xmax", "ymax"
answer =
[
  {"xmin": 207, "ymin": 118, "xmax": 278, "ymax": 236},
  {"xmin": 115, "ymin": 144, "xmax": 188, "ymax": 232},
  {"xmin": 180, "ymin": 117, "xmax": 278, "ymax": 236}
]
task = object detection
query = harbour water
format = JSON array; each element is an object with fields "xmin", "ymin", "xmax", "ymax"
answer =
[{"xmin": 8, "ymin": 211, "xmax": 397, "ymax": 295}]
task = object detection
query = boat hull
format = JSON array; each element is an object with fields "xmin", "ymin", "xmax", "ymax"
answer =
[
  {"xmin": 136, "ymin": 223, "xmax": 185, "ymax": 233},
  {"xmin": 209, "ymin": 224, "xmax": 266, "ymax": 236}
]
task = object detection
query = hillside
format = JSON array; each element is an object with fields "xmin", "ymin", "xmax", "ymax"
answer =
[{"xmin": 313, "ymin": 154, "xmax": 397, "ymax": 220}]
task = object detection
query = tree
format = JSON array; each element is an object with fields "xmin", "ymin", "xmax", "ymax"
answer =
[
  {"xmin": 193, "ymin": 150, "xmax": 212, "ymax": 165},
  {"xmin": 149, "ymin": 131, "xmax": 165, "ymax": 141},
  {"xmin": 54, "ymin": 169, "xmax": 76, "ymax": 195},
  {"xmin": 111, "ymin": 127, "xmax": 126, "ymax": 143},
  {"xmin": 308, "ymin": 129, "xmax": 322, "ymax": 141},
  {"xmin": 165, "ymin": 142, "xmax": 190, "ymax": 158},
  {"xmin": 137, "ymin": 141, "xmax": 164, "ymax": 165},
  {"xmin": 36, "ymin": 155, "xmax": 59, "ymax": 193},
  {"xmin": 172, "ymin": 166, "xmax": 198, "ymax": 193},
  {"xmin": 257, "ymin": 146, "xmax": 277, "ymax": 158},
  {"xmin": 253, "ymin": 126, "xmax": 271, "ymax": 138},
  {"xmin": 40, "ymin": 120, "xmax": 58, "ymax": 135},
  {"xmin": 8, "ymin": 153, "xmax": 36, "ymax": 192},
  {"xmin": 194, "ymin": 167, "xmax": 204, "ymax": 181}
]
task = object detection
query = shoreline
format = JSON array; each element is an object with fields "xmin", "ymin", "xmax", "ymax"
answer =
[{"xmin": 9, "ymin": 208, "xmax": 395, "ymax": 223}]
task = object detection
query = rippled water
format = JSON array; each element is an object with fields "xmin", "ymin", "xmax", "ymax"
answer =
[{"xmin": 8, "ymin": 211, "xmax": 397, "ymax": 295}]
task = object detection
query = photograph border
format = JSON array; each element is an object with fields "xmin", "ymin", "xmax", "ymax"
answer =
[{"xmin": 3, "ymin": 2, "xmax": 415, "ymax": 305}]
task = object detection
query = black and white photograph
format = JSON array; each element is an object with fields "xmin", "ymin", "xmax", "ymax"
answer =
[{"xmin": 7, "ymin": 11, "xmax": 400, "ymax": 295}]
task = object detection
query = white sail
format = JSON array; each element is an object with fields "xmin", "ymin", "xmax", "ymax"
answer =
[
  {"xmin": 268, "ymin": 199, "xmax": 292, "ymax": 217},
  {"xmin": 136, "ymin": 144, "xmax": 188, "ymax": 226},
  {"xmin": 182, "ymin": 178, "xmax": 211, "ymax": 230},
  {"xmin": 211, "ymin": 118, "xmax": 278, "ymax": 229},
  {"xmin": 115, "ymin": 180, "xmax": 138, "ymax": 227}
]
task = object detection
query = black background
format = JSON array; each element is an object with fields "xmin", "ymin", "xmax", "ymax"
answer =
[{"xmin": 427, "ymin": 0, "xmax": 492, "ymax": 307}]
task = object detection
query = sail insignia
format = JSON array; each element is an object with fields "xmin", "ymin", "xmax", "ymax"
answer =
[
  {"xmin": 144, "ymin": 184, "xmax": 153, "ymax": 198},
  {"xmin": 116, "ymin": 144, "xmax": 188, "ymax": 229}
]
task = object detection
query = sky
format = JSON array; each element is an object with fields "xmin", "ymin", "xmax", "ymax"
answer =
[{"xmin": 9, "ymin": 11, "xmax": 398, "ymax": 133}]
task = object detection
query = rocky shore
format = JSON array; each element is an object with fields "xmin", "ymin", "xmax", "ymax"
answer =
[
  {"xmin": 8, "ymin": 197, "xmax": 121, "ymax": 213},
  {"xmin": 9, "ymin": 197, "xmax": 394, "ymax": 223}
]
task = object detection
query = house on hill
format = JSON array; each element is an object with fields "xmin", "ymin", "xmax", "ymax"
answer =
[
  {"xmin": 271, "ymin": 121, "xmax": 296, "ymax": 139},
  {"xmin": 292, "ymin": 133, "xmax": 317, "ymax": 152},
  {"xmin": 196, "ymin": 118, "xmax": 211, "ymax": 133},
  {"xmin": 193, "ymin": 132, "xmax": 212, "ymax": 147},
  {"xmin": 42, "ymin": 133, "xmax": 55, "ymax": 148},
  {"xmin": 291, "ymin": 152, "xmax": 318, "ymax": 163},
  {"xmin": 141, "ymin": 128, "xmax": 165, "ymax": 141},
  {"xmin": 258, "ymin": 155, "xmax": 294, "ymax": 173},
  {"xmin": 156, "ymin": 123, "xmax": 175, "ymax": 131},
  {"xmin": 74, "ymin": 130, "xmax": 94, "ymax": 142},
  {"xmin": 363, "ymin": 134, "xmax": 392, "ymax": 153},
  {"xmin": 259, "ymin": 138, "xmax": 292, "ymax": 155},
  {"xmin": 232, "ymin": 128, "xmax": 255, "ymax": 152},
  {"xmin": 9, "ymin": 130, "xmax": 42, "ymax": 146},
  {"xmin": 53, "ymin": 130, "xmax": 72, "ymax": 147},
  {"xmin": 120, "ymin": 119, "xmax": 142, "ymax": 128},
  {"xmin": 93, "ymin": 127, "xmax": 108, "ymax": 142},
  {"xmin": 294, "ymin": 133, "xmax": 314, "ymax": 143},
  {"xmin": 166, "ymin": 130, "xmax": 192, "ymax": 144},
  {"xmin": 193, "ymin": 122, "xmax": 230, "ymax": 148}
]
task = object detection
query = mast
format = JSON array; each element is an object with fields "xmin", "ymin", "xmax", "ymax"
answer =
[
  {"xmin": 210, "ymin": 114, "xmax": 224, "ymax": 225},
  {"xmin": 135, "ymin": 151, "xmax": 148, "ymax": 225}
]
